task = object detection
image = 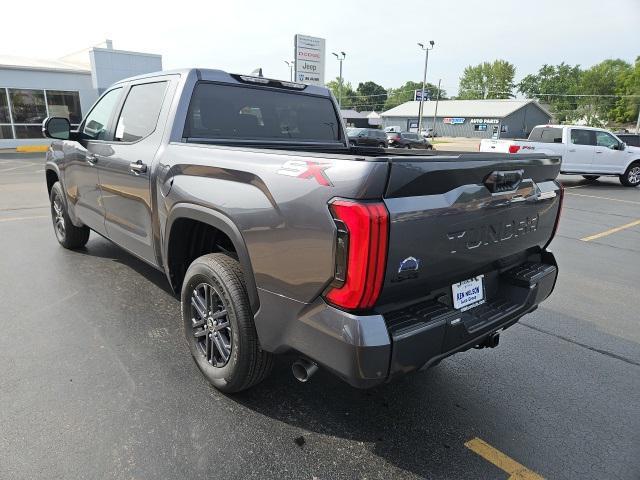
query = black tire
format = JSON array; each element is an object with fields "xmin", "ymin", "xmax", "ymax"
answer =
[
  {"xmin": 405, "ymin": 144, "xmax": 411, "ymax": 149},
  {"xmin": 619, "ymin": 162, "xmax": 640, "ymax": 187},
  {"xmin": 181, "ymin": 253, "xmax": 273, "ymax": 393},
  {"xmin": 49, "ymin": 181, "xmax": 90, "ymax": 249},
  {"xmin": 582, "ymin": 175, "xmax": 600, "ymax": 181},
  {"xmin": 378, "ymin": 143, "xmax": 386, "ymax": 148}
]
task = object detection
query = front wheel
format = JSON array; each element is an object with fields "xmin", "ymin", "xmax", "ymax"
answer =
[
  {"xmin": 620, "ymin": 162, "xmax": 640, "ymax": 187},
  {"xmin": 49, "ymin": 182, "xmax": 90, "ymax": 249},
  {"xmin": 181, "ymin": 253, "xmax": 273, "ymax": 393},
  {"xmin": 378, "ymin": 143, "xmax": 386, "ymax": 149}
]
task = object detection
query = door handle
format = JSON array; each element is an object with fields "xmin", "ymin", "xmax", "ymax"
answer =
[
  {"xmin": 595, "ymin": 151, "xmax": 602, "ymax": 154},
  {"xmin": 568, "ymin": 149, "xmax": 576, "ymax": 152},
  {"xmin": 129, "ymin": 160, "xmax": 148, "ymax": 174},
  {"xmin": 86, "ymin": 153, "xmax": 98, "ymax": 165}
]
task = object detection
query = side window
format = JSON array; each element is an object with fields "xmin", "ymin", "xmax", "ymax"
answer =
[
  {"xmin": 595, "ymin": 131, "xmax": 618, "ymax": 149},
  {"xmin": 81, "ymin": 88, "xmax": 122, "ymax": 140},
  {"xmin": 115, "ymin": 81, "xmax": 168, "ymax": 142},
  {"xmin": 570, "ymin": 129, "xmax": 595, "ymax": 146}
]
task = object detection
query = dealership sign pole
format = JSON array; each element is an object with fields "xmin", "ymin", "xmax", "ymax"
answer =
[{"xmin": 294, "ymin": 34, "xmax": 326, "ymax": 87}]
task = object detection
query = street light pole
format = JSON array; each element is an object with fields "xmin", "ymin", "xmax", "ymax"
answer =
[
  {"xmin": 332, "ymin": 52, "xmax": 346, "ymax": 107},
  {"xmin": 417, "ymin": 41, "xmax": 434, "ymax": 133},
  {"xmin": 432, "ymin": 78, "xmax": 441, "ymax": 137},
  {"xmin": 284, "ymin": 60, "xmax": 294, "ymax": 82}
]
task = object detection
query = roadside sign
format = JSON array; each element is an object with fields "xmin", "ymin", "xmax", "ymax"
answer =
[
  {"xmin": 414, "ymin": 90, "xmax": 431, "ymax": 101},
  {"xmin": 294, "ymin": 34, "xmax": 325, "ymax": 86}
]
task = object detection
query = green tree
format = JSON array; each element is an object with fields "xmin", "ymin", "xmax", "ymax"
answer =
[
  {"xmin": 577, "ymin": 59, "xmax": 632, "ymax": 126},
  {"xmin": 326, "ymin": 77, "xmax": 356, "ymax": 109},
  {"xmin": 518, "ymin": 63, "xmax": 583, "ymax": 122},
  {"xmin": 383, "ymin": 81, "xmax": 447, "ymax": 111},
  {"xmin": 611, "ymin": 56, "xmax": 640, "ymax": 124},
  {"xmin": 458, "ymin": 60, "xmax": 516, "ymax": 99},
  {"xmin": 353, "ymin": 81, "xmax": 387, "ymax": 111}
]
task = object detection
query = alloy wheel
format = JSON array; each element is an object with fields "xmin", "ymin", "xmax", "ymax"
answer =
[
  {"xmin": 628, "ymin": 166, "xmax": 640, "ymax": 185},
  {"xmin": 190, "ymin": 282, "xmax": 232, "ymax": 367},
  {"xmin": 52, "ymin": 195, "xmax": 66, "ymax": 240}
]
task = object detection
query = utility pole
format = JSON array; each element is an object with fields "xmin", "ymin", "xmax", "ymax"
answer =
[
  {"xmin": 432, "ymin": 79, "xmax": 441, "ymax": 137},
  {"xmin": 417, "ymin": 41, "xmax": 434, "ymax": 133},
  {"xmin": 636, "ymin": 105, "xmax": 640, "ymax": 134},
  {"xmin": 332, "ymin": 52, "xmax": 346, "ymax": 107},
  {"xmin": 284, "ymin": 60, "xmax": 294, "ymax": 82}
]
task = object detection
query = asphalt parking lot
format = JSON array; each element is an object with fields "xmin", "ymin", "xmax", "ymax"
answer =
[{"xmin": 1, "ymin": 152, "xmax": 638, "ymax": 480}]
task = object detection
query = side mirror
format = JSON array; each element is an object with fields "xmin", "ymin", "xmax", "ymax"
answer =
[
  {"xmin": 42, "ymin": 117, "xmax": 70, "ymax": 140},
  {"xmin": 619, "ymin": 142, "xmax": 626, "ymax": 151}
]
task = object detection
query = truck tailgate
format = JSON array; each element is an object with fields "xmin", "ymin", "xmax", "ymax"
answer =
[{"xmin": 379, "ymin": 153, "xmax": 561, "ymax": 306}]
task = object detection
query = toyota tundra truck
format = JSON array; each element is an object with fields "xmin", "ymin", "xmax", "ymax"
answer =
[{"xmin": 43, "ymin": 69, "xmax": 562, "ymax": 392}]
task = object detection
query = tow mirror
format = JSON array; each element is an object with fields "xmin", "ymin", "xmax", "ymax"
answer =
[{"xmin": 42, "ymin": 117, "xmax": 70, "ymax": 140}]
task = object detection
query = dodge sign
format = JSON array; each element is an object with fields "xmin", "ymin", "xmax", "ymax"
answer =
[{"xmin": 294, "ymin": 34, "xmax": 326, "ymax": 86}]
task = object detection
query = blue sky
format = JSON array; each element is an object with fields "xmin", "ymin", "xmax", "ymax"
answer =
[{"xmin": 4, "ymin": 0, "xmax": 639, "ymax": 95}]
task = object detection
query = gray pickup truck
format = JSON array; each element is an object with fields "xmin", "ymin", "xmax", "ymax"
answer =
[{"xmin": 43, "ymin": 69, "xmax": 562, "ymax": 392}]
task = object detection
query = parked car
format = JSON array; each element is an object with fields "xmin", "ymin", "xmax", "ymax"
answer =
[
  {"xmin": 480, "ymin": 125, "xmax": 640, "ymax": 186},
  {"xmin": 420, "ymin": 128, "xmax": 437, "ymax": 138},
  {"xmin": 43, "ymin": 68, "xmax": 562, "ymax": 393},
  {"xmin": 387, "ymin": 131, "xmax": 433, "ymax": 149},
  {"xmin": 616, "ymin": 133, "xmax": 640, "ymax": 148},
  {"xmin": 347, "ymin": 128, "xmax": 388, "ymax": 148}
]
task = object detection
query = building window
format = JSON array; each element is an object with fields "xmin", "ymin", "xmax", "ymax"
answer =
[
  {"xmin": 0, "ymin": 89, "xmax": 12, "ymax": 139},
  {"xmin": 474, "ymin": 124, "xmax": 487, "ymax": 131},
  {"xmin": 0, "ymin": 89, "xmax": 10, "ymax": 123},
  {"xmin": 46, "ymin": 90, "xmax": 82, "ymax": 125},
  {"xmin": 0, "ymin": 88, "xmax": 82, "ymax": 140},
  {"xmin": 0, "ymin": 125, "xmax": 13, "ymax": 139},
  {"xmin": 9, "ymin": 89, "xmax": 47, "ymax": 124},
  {"xmin": 14, "ymin": 125, "xmax": 44, "ymax": 139}
]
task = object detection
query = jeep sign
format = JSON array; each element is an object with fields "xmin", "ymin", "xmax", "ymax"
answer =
[{"xmin": 294, "ymin": 34, "xmax": 325, "ymax": 86}]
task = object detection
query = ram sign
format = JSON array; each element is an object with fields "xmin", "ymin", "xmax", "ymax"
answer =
[{"xmin": 294, "ymin": 34, "xmax": 326, "ymax": 86}]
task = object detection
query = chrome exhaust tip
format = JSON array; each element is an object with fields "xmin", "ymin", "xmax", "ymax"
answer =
[{"xmin": 292, "ymin": 358, "xmax": 319, "ymax": 383}]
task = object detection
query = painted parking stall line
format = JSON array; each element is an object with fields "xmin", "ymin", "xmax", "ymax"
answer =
[
  {"xmin": 465, "ymin": 437, "xmax": 544, "ymax": 480},
  {"xmin": 581, "ymin": 218, "xmax": 640, "ymax": 242}
]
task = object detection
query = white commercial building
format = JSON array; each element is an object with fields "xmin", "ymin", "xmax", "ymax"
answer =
[{"xmin": 0, "ymin": 40, "xmax": 162, "ymax": 149}]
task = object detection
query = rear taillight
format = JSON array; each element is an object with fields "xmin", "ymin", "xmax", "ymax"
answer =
[
  {"xmin": 508, "ymin": 145, "xmax": 521, "ymax": 154},
  {"xmin": 544, "ymin": 181, "xmax": 564, "ymax": 249},
  {"xmin": 325, "ymin": 199, "xmax": 389, "ymax": 311}
]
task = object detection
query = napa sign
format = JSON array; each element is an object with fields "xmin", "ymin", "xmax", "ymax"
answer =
[{"xmin": 443, "ymin": 117, "xmax": 465, "ymax": 125}]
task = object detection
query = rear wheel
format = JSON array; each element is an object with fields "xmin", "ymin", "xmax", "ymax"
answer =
[
  {"xmin": 378, "ymin": 142, "xmax": 386, "ymax": 148},
  {"xmin": 181, "ymin": 253, "xmax": 273, "ymax": 393},
  {"xmin": 582, "ymin": 175, "xmax": 600, "ymax": 181},
  {"xmin": 49, "ymin": 182, "xmax": 90, "ymax": 249},
  {"xmin": 405, "ymin": 144, "xmax": 411, "ymax": 149},
  {"xmin": 620, "ymin": 162, "xmax": 640, "ymax": 187}
]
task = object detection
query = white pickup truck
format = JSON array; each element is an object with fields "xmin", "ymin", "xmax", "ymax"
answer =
[{"xmin": 480, "ymin": 125, "xmax": 640, "ymax": 187}]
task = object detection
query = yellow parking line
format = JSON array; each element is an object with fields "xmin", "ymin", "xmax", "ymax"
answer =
[
  {"xmin": 0, "ymin": 215, "xmax": 49, "ymax": 223},
  {"xmin": 581, "ymin": 219, "xmax": 640, "ymax": 242},
  {"xmin": 565, "ymin": 192, "xmax": 640, "ymax": 205},
  {"xmin": 465, "ymin": 437, "xmax": 544, "ymax": 480},
  {"xmin": 16, "ymin": 145, "xmax": 49, "ymax": 153}
]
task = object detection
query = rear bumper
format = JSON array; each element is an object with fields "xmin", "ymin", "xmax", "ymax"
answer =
[{"xmin": 256, "ymin": 253, "xmax": 557, "ymax": 389}]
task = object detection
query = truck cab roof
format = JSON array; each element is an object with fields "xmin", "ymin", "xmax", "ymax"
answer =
[{"xmin": 112, "ymin": 68, "xmax": 333, "ymax": 97}]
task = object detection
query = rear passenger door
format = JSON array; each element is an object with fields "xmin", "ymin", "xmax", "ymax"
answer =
[
  {"xmin": 96, "ymin": 78, "xmax": 173, "ymax": 265},
  {"xmin": 564, "ymin": 128, "xmax": 595, "ymax": 172}
]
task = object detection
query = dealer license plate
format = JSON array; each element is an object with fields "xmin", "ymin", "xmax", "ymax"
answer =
[{"xmin": 452, "ymin": 275, "xmax": 485, "ymax": 311}]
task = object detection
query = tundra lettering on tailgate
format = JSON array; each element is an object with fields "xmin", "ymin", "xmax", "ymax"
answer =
[{"xmin": 446, "ymin": 214, "xmax": 539, "ymax": 254}]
